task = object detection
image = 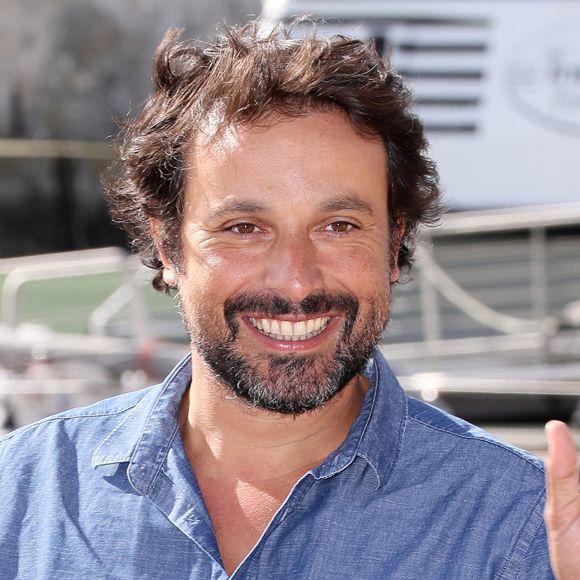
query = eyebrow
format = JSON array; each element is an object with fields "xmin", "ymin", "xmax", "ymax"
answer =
[
  {"xmin": 207, "ymin": 194, "xmax": 376, "ymax": 220},
  {"xmin": 318, "ymin": 196, "xmax": 375, "ymax": 216},
  {"xmin": 208, "ymin": 199, "xmax": 270, "ymax": 220}
]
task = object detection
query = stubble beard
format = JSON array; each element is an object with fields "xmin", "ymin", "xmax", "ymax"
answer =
[{"xmin": 181, "ymin": 288, "xmax": 391, "ymax": 415}]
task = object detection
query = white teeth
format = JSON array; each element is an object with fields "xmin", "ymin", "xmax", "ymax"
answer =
[
  {"xmin": 294, "ymin": 321, "xmax": 306, "ymax": 335},
  {"xmin": 249, "ymin": 316, "xmax": 331, "ymax": 341},
  {"xmin": 280, "ymin": 320, "xmax": 293, "ymax": 336}
]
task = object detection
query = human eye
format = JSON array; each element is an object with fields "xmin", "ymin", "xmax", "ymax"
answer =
[
  {"xmin": 323, "ymin": 220, "xmax": 357, "ymax": 234},
  {"xmin": 228, "ymin": 222, "xmax": 260, "ymax": 235}
]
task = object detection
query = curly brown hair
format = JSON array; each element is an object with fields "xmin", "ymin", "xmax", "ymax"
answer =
[{"xmin": 105, "ymin": 20, "xmax": 442, "ymax": 293}]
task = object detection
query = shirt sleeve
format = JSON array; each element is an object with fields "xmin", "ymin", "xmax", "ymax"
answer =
[
  {"xmin": 513, "ymin": 521, "xmax": 555, "ymax": 579},
  {"xmin": 503, "ymin": 488, "xmax": 556, "ymax": 580}
]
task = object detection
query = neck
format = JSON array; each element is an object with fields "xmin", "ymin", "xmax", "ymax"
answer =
[{"xmin": 179, "ymin": 351, "xmax": 368, "ymax": 482}]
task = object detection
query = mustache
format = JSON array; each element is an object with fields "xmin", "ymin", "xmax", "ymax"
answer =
[{"xmin": 224, "ymin": 290, "xmax": 359, "ymax": 335}]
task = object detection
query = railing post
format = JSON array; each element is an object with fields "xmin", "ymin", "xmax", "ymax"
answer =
[
  {"xmin": 530, "ymin": 226, "xmax": 548, "ymax": 322},
  {"xmin": 418, "ymin": 239, "xmax": 442, "ymax": 352},
  {"xmin": 1, "ymin": 271, "xmax": 24, "ymax": 328},
  {"xmin": 123, "ymin": 257, "xmax": 151, "ymax": 348}
]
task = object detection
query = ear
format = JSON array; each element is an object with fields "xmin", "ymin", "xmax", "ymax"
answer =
[
  {"xmin": 389, "ymin": 220, "xmax": 405, "ymax": 284},
  {"xmin": 150, "ymin": 218, "xmax": 178, "ymax": 287}
]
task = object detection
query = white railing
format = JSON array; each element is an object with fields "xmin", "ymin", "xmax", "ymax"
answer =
[
  {"xmin": 0, "ymin": 247, "xmax": 151, "ymax": 350},
  {"xmin": 411, "ymin": 202, "xmax": 580, "ymax": 353}
]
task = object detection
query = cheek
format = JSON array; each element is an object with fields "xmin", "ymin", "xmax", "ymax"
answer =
[
  {"xmin": 326, "ymin": 246, "xmax": 390, "ymax": 294},
  {"xmin": 183, "ymin": 246, "xmax": 264, "ymax": 295}
]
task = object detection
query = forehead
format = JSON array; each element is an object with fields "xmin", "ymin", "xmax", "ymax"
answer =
[
  {"xmin": 184, "ymin": 110, "xmax": 388, "ymax": 213},
  {"xmin": 194, "ymin": 106, "xmax": 383, "ymax": 157}
]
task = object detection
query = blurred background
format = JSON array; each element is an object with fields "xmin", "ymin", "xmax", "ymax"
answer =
[{"xmin": 1, "ymin": 0, "xmax": 579, "ymax": 457}]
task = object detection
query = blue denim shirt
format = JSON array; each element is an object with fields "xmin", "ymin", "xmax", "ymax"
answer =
[{"xmin": 0, "ymin": 351, "xmax": 553, "ymax": 579}]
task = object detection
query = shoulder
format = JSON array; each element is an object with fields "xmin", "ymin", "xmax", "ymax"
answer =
[
  {"xmin": 405, "ymin": 394, "xmax": 545, "ymax": 474},
  {"xmin": 398, "ymin": 395, "xmax": 547, "ymax": 532},
  {"xmin": 396, "ymin": 397, "xmax": 552, "ymax": 577},
  {"xmin": 0, "ymin": 384, "xmax": 160, "ymax": 460}
]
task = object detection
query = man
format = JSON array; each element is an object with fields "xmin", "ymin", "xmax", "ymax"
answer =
[{"xmin": 0, "ymin": 21, "xmax": 577, "ymax": 579}]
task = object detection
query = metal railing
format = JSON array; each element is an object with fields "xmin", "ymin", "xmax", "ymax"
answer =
[
  {"xmin": 0, "ymin": 247, "xmax": 151, "ymax": 352},
  {"xmin": 409, "ymin": 202, "xmax": 580, "ymax": 354}
]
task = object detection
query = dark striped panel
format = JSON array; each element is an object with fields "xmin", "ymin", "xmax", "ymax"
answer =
[
  {"xmin": 398, "ymin": 43, "xmax": 487, "ymax": 53},
  {"xmin": 399, "ymin": 69, "xmax": 484, "ymax": 80},
  {"xmin": 415, "ymin": 97, "xmax": 481, "ymax": 107},
  {"xmin": 425, "ymin": 123, "xmax": 477, "ymax": 133}
]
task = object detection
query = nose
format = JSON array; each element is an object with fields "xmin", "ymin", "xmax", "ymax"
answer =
[{"xmin": 262, "ymin": 233, "xmax": 324, "ymax": 302}]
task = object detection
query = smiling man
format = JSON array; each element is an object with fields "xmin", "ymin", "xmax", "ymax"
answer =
[
  {"xmin": 172, "ymin": 111, "xmax": 394, "ymax": 418},
  {"xmin": 0, "ymin": 21, "xmax": 574, "ymax": 579}
]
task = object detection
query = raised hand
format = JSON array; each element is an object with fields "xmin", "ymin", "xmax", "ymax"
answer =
[{"xmin": 545, "ymin": 420, "xmax": 580, "ymax": 579}]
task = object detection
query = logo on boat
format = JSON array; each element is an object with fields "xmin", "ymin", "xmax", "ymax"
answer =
[{"xmin": 506, "ymin": 22, "xmax": 580, "ymax": 136}]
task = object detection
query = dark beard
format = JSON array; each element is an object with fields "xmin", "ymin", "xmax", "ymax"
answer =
[{"xmin": 187, "ymin": 290, "xmax": 389, "ymax": 415}]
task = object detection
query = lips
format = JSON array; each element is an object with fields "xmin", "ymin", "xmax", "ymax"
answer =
[{"xmin": 248, "ymin": 316, "xmax": 331, "ymax": 341}]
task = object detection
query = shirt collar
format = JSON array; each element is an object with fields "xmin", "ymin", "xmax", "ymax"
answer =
[
  {"xmin": 91, "ymin": 355, "xmax": 192, "ymax": 483},
  {"xmin": 309, "ymin": 349, "xmax": 407, "ymax": 489},
  {"xmin": 92, "ymin": 349, "xmax": 407, "ymax": 492}
]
